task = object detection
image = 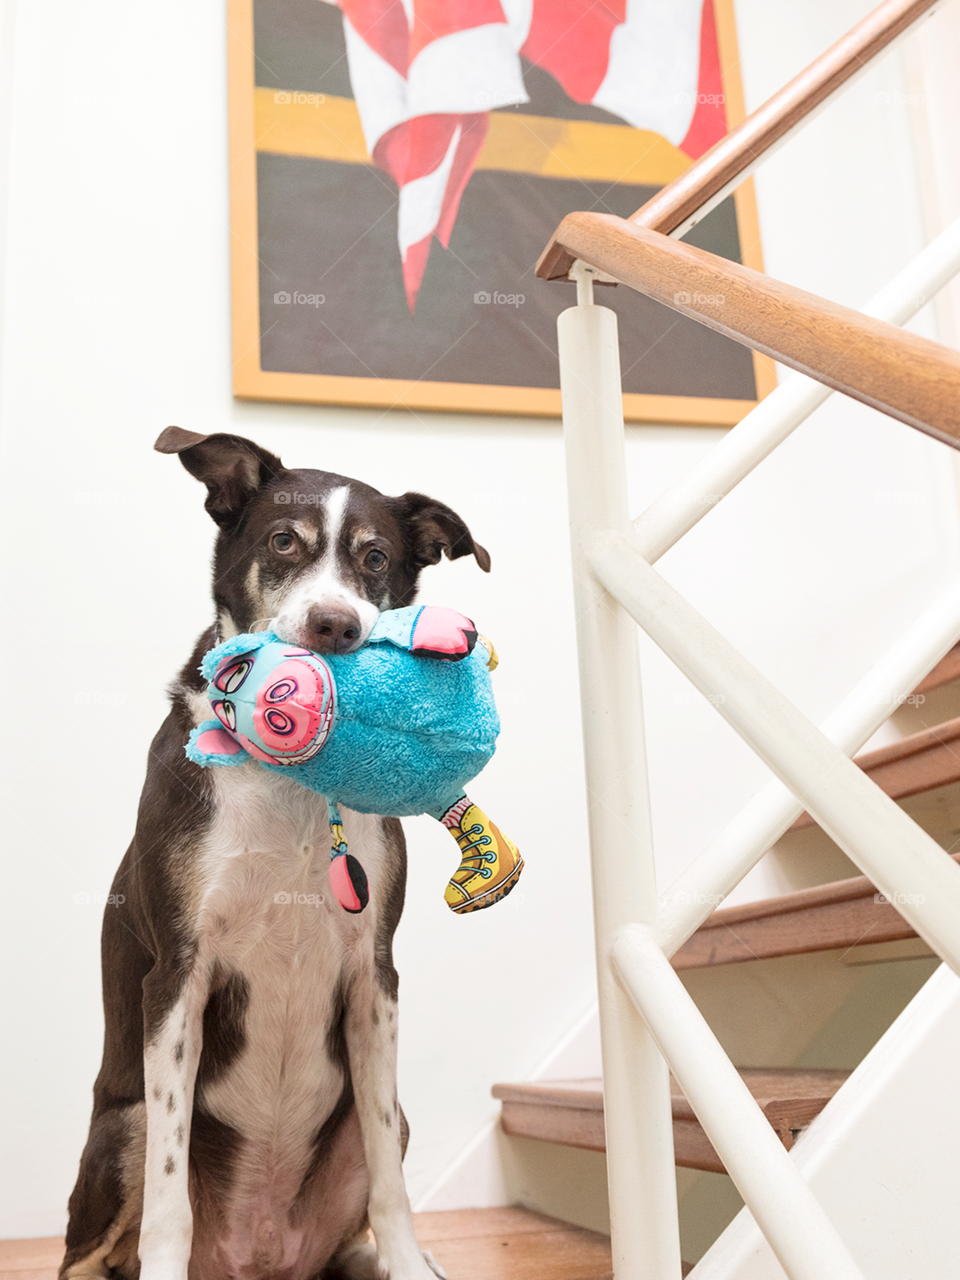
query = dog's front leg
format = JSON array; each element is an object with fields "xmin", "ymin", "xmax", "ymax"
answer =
[
  {"xmin": 345, "ymin": 980, "xmax": 443, "ymax": 1280},
  {"xmin": 138, "ymin": 962, "xmax": 206, "ymax": 1280}
]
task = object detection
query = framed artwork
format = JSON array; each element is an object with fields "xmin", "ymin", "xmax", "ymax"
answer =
[{"xmin": 228, "ymin": 0, "xmax": 776, "ymax": 423}]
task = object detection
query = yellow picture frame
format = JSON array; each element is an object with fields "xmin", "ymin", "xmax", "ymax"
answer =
[{"xmin": 228, "ymin": 0, "xmax": 776, "ymax": 424}]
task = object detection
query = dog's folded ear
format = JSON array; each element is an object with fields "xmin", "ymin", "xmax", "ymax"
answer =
[
  {"xmin": 393, "ymin": 492, "xmax": 491, "ymax": 572},
  {"xmin": 155, "ymin": 428, "xmax": 283, "ymax": 528}
]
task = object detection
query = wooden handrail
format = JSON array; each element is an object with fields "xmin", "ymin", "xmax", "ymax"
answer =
[
  {"xmin": 547, "ymin": 211, "xmax": 960, "ymax": 447},
  {"xmin": 537, "ymin": 0, "xmax": 941, "ymax": 281}
]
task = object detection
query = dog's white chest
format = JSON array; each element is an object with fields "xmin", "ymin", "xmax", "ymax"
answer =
[{"xmin": 192, "ymin": 765, "xmax": 375, "ymax": 1264}]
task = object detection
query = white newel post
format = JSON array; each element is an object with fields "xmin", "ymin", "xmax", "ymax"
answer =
[{"xmin": 557, "ymin": 272, "xmax": 682, "ymax": 1280}]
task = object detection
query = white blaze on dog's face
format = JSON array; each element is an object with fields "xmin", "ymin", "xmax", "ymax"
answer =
[
  {"xmin": 267, "ymin": 485, "xmax": 382, "ymax": 652},
  {"xmin": 152, "ymin": 429, "xmax": 492, "ymax": 655}
]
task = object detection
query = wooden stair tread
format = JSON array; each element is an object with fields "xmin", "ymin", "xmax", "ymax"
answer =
[
  {"xmin": 671, "ymin": 853, "xmax": 956, "ymax": 968},
  {"xmin": 0, "ymin": 1212, "xmax": 629, "ymax": 1280},
  {"xmin": 791, "ymin": 714, "xmax": 960, "ymax": 831},
  {"xmin": 493, "ymin": 1070, "xmax": 848, "ymax": 1174}
]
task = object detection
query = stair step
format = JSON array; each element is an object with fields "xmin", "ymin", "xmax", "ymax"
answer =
[
  {"xmin": 493, "ymin": 1069, "xmax": 849, "ymax": 1174},
  {"xmin": 671, "ymin": 855, "xmax": 955, "ymax": 969},
  {"xmin": 791, "ymin": 715, "xmax": 960, "ymax": 831}
]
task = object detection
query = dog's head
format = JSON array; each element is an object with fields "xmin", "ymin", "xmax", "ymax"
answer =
[{"xmin": 156, "ymin": 427, "xmax": 490, "ymax": 653}]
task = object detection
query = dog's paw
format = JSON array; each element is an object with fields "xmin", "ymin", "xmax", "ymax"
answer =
[
  {"xmin": 325, "ymin": 1233, "xmax": 447, "ymax": 1280},
  {"xmin": 382, "ymin": 1256, "xmax": 446, "ymax": 1280},
  {"xmin": 421, "ymin": 1250, "xmax": 448, "ymax": 1279},
  {"xmin": 363, "ymin": 1250, "xmax": 447, "ymax": 1280}
]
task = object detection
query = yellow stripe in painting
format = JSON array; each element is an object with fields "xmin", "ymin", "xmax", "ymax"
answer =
[
  {"xmin": 479, "ymin": 111, "xmax": 690, "ymax": 185},
  {"xmin": 254, "ymin": 87, "xmax": 692, "ymax": 186},
  {"xmin": 254, "ymin": 87, "xmax": 372, "ymax": 163}
]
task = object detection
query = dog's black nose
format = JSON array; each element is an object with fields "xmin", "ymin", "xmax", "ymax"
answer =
[{"xmin": 306, "ymin": 606, "xmax": 362, "ymax": 654}]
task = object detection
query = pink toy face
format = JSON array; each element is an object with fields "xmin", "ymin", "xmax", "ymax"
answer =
[
  {"xmin": 253, "ymin": 658, "xmax": 325, "ymax": 754},
  {"xmin": 209, "ymin": 644, "xmax": 335, "ymax": 766}
]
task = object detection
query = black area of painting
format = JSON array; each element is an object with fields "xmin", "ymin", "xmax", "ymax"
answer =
[
  {"xmin": 254, "ymin": 0, "xmax": 353, "ymax": 98},
  {"xmin": 502, "ymin": 60, "xmax": 630, "ymax": 125},
  {"xmin": 257, "ymin": 155, "xmax": 756, "ymax": 400}
]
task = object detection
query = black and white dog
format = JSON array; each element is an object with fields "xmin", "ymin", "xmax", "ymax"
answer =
[{"xmin": 60, "ymin": 428, "xmax": 491, "ymax": 1280}]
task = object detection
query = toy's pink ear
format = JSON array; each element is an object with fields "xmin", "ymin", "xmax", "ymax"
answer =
[
  {"xmin": 186, "ymin": 720, "xmax": 249, "ymax": 769},
  {"xmin": 194, "ymin": 727, "xmax": 244, "ymax": 757}
]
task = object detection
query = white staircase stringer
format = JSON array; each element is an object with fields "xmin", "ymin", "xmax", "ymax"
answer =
[{"xmin": 691, "ymin": 963, "xmax": 960, "ymax": 1279}]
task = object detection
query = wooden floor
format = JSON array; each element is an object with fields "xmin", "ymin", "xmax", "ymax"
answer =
[
  {"xmin": 0, "ymin": 1234, "xmax": 63, "ymax": 1280},
  {"xmin": 416, "ymin": 1207, "xmax": 615, "ymax": 1278},
  {"xmin": 0, "ymin": 1208, "xmax": 634, "ymax": 1280}
]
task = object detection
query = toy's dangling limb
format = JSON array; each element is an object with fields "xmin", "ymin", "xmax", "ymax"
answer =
[
  {"xmin": 477, "ymin": 634, "xmax": 498, "ymax": 670},
  {"xmin": 366, "ymin": 605, "xmax": 480, "ymax": 661},
  {"xmin": 327, "ymin": 801, "xmax": 370, "ymax": 914},
  {"xmin": 431, "ymin": 792, "xmax": 524, "ymax": 915}
]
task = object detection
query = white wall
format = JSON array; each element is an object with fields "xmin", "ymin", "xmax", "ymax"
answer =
[{"xmin": 0, "ymin": 0, "xmax": 958, "ymax": 1237}]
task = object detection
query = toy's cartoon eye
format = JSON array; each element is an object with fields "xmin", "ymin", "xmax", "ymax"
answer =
[
  {"xmin": 264, "ymin": 708, "xmax": 296, "ymax": 736},
  {"xmin": 265, "ymin": 677, "xmax": 298, "ymax": 703},
  {"xmin": 214, "ymin": 658, "xmax": 253, "ymax": 694},
  {"xmin": 270, "ymin": 531, "xmax": 297, "ymax": 554},
  {"xmin": 364, "ymin": 548, "xmax": 388, "ymax": 572},
  {"xmin": 212, "ymin": 700, "xmax": 237, "ymax": 731}
]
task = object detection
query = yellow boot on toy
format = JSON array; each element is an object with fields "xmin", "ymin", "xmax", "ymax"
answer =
[{"xmin": 439, "ymin": 796, "xmax": 523, "ymax": 914}]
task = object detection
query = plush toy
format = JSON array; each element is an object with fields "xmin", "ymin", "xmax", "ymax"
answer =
[{"xmin": 186, "ymin": 605, "xmax": 523, "ymax": 916}]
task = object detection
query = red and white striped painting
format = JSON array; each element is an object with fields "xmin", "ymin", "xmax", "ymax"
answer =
[{"xmin": 335, "ymin": 0, "xmax": 727, "ymax": 310}]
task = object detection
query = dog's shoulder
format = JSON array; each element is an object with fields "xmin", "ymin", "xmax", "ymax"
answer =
[
  {"xmin": 115, "ymin": 632, "xmax": 220, "ymax": 940},
  {"xmin": 174, "ymin": 624, "xmax": 218, "ymax": 695}
]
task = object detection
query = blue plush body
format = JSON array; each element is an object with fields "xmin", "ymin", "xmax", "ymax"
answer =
[{"xmin": 186, "ymin": 613, "xmax": 500, "ymax": 817}]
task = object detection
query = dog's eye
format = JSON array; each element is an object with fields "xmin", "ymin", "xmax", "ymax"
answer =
[
  {"xmin": 364, "ymin": 549, "xmax": 388, "ymax": 572},
  {"xmin": 270, "ymin": 531, "xmax": 297, "ymax": 554}
]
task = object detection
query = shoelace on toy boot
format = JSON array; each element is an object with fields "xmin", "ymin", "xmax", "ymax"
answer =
[{"xmin": 452, "ymin": 824, "xmax": 497, "ymax": 879}]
